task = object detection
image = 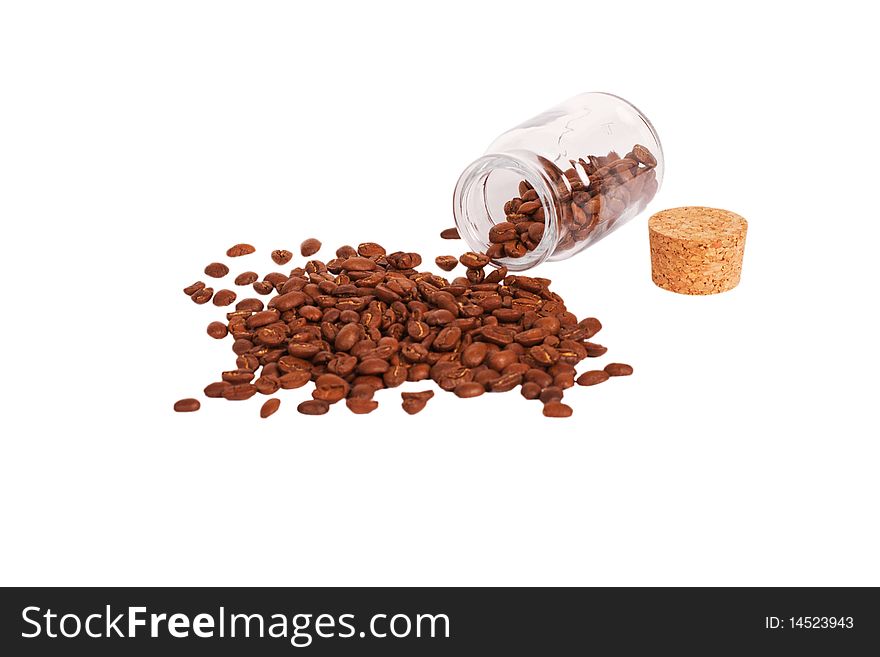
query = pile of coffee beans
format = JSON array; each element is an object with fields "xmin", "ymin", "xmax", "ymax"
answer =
[
  {"xmin": 487, "ymin": 144, "xmax": 659, "ymax": 259},
  {"xmin": 176, "ymin": 240, "xmax": 632, "ymax": 418}
]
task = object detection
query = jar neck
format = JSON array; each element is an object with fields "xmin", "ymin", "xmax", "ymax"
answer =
[{"xmin": 452, "ymin": 150, "xmax": 561, "ymax": 272}]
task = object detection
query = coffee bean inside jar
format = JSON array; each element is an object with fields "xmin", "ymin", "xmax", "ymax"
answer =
[{"xmin": 454, "ymin": 92, "xmax": 663, "ymax": 271}]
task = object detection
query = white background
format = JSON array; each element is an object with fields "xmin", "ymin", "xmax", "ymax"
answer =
[{"xmin": 1, "ymin": 1, "xmax": 878, "ymax": 586}]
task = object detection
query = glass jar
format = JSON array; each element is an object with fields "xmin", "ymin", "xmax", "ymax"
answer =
[{"xmin": 453, "ymin": 92, "xmax": 664, "ymax": 271}]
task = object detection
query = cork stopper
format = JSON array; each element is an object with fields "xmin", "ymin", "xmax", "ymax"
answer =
[{"xmin": 648, "ymin": 207, "xmax": 747, "ymax": 295}]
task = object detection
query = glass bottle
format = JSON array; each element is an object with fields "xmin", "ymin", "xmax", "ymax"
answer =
[{"xmin": 453, "ymin": 92, "xmax": 664, "ymax": 271}]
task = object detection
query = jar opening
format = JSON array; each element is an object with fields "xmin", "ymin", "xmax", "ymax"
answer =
[{"xmin": 452, "ymin": 151, "xmax": 559, "ymax": 272}]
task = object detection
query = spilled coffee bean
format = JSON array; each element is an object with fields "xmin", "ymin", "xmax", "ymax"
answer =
[
  {"xmin": 204, "ymin": 262, "xmax": 229, "ymax": 278},
  {"xmin": 576, "ymin": 370, "xmax": 609, "ymax": 386},
  {"xmin": 227, "ymin": 243, "xmax": 255, "ymax": 257},
  {"xmin": 191, "ymin": 287, "xmax": 213, "ymax": 304},
  {"xmin": 300, "ymin": 238, "xmax": 322, "ymax": 257},
  {"xmin": 435, "ymin": 255, "xmax": 458, "ymax": 271},
  {"xmin": 260, "ymin": 398, "xmax": 281, "ymax": 418},
  {"xmin": 401, "ymin": 391, "xmax": 434, "ymax": 415},
  {"xmin": 542, "ymin": 401, "xmax": 573, "ymax": 418},
  {"xmin": 271, "ymin": 249, "xmax": 293, "ymax": 265},
  {"xmin": 212, "ymin": 289, "xmax": 237, "ymax": 306},
  {"xmin": 604, "ymin": 363, "xmax": 633, "ymax": 377},
  {"xmin": 178, "ymin": 241, "xmax": 632, "ymax": 419},
  {"xmin": 207, "ymin": 321, "xmax": 228, "ymax": 339},
  {"xmin": 346, "ymin": 398, "xmax": 379, "ymax": 414},
  {"xmin": 235, "ymin": 272, "xmax": 259, "ymax": 285},
  {"xmin": 184, "ymin": 281, "xmax": 205, "ymax": 296},
  {"xmin": 173, "ymin": 398, "xmax": 200, "ymax": 412},
  {"xmin": 298, "ymin": 399, "xmax": 329, "ymax": 415}
]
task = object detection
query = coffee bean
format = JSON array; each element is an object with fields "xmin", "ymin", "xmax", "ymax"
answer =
[
  {"xmin": 271, "ymin": 249, "xmax": 293, "ymax": 265},
  {"xmin": 386, "ymin": 252, "xmax": 422, "ymax": 269},
  {"xmin": 346, "ymin": 398, "xmax": 379, "ymax": 414},
  {"xmin": 521, "ymin": 381, "xmax": 541, "ymax": 400},
  {"xmin": 503, "ymin": 363, "xmax": 530, "ymax": 378},
  {"xmin": 173, "ymin": 398, "xmax": 200, "ymax": 412},
  {"xmin": 515, "ymin": 328, "xmax": 546, "ymax": 346},
  {"xmin": 539, "ymin": 386, "xmax": 563, "ymax": 403},
  {"xmin": 529, "ymin": 344, "xmax": 559, "ymax": 365},
  {"xmin": 204, "ymin": 262, "xmax": 229, "ymax": 278},
  {"xmin": 524, "ymin": 369, "xmax": 553, "ymax": 388},
  {"xmin": 461, "ymin": 342, "xmax": 489, "ymax": 368},
  {"xmin": 235, "ymin": 353, "xmax": 259, "ymax": 371},
  {"xmin": 340, "ymin": 257, "xmax": 377, "ymax": 271},
  {"xmin": 486, "ymin": 243, "xmax": 505, "ymax": 259},
  {"xmin": 584, "ymin": 342, "xmax": 608, "ymax": 357},
  {"xmin": 505, "ymin": 241, "xmax": 528, "ymax": 258},
  {"xmin": 381, "ymin": 365, "xmax": 406, "ymax": 388},
  {"xmin": 632, "ymin": 144, "xmax": 656, "ymax": 168},
  {"xmin": 465, "ymin": 267, "xmax": 484, "ymax": 284},
  {"xmin": 222, "ymin": 369, "xmax": 254, "ymax": 384},
  {"xmin": 489, "ymin": 222, "xmax": 518, "ymax": 243},
  {"xmin": 232, "ymin": 338, "xmax": 253, "ymax": 355},
  {"xmin": 235, "ymin": 272, "xmax": 259, "ymax": 285},
  {"xmin": 184, "ymin": 281, "xmax": 205, "ymax": 295},
  {"xmin": 260, "ymin": 398, "xmax": 281, "ymax": 418},
  {"xmin": 246, "ymin": 310, "xmax": 280, "ymax": 329},
  {"xmin": 579, "ymin": 317, "xmax": 602, "ymax": 339},
  {"xmin": 435, "ymin": 255, "xmax": 458, "ymax": 271},
  {"xmin": 554, "ymin": 372, "xmax": 575, "ymax": 389},
  {"xmin": 333, "ymin": 323, "xmax": 361, "ymax": 352},
  {"xmin": 577, "ymin": 370, "xmax": 610, "ymax": 386},
  {"xmin": 252, "ymin": 281, "xmax": 274, "ymax": 295},
  {"xmin": 223, "ymin": 384, "xmax": 257, "ymax": 400},
  {"xmin": 401, "ymin": 390, "xmax": 434, "ymax": 414},
  {"xmin": 518, "ymin": 200, "xmax": 542, "ymax": 215},
  {"xmin": 191, "ymin": 287, "xmax": 213, "ymax": 304},
  {"xmin": 454, "ymin": 382, "xmax": 485, "ymax": 398},
  {"xmin": 204, "ymin": 381, "xmax": 231, "ymax": 398},
  {"xmin": 212, "ymin": 289, "xmax": 236, "ymax": 306},
  {"xmin": 207, "ymin": 321, "xmax": 228, "ymax": 339},
  {"xmin": 313, "ymin": 373, "xmax": 350, "ymax": 403},
  {"xmin": 357, "ymin": 358, "xmax": 390, "ymax": 375},
  {"xmin": 440, "ymin": 227, "xmax": 460, "ymax": 239},
  {"xmin": 350, "ymin": 383, "xmax": 376, "ymax": 400},
  {"xmin": 604, "ymin": 362, "xmax": 633, "ymax": 376},
  {"xmin": 227, "ymin": 243, "xmax": 255, "ymax": 257},
  {"xmin": 408, "ymin": 363, "xmax": 431, "ymax": 381},
  {"xmin": 300, "ymin": 238, "xmax": 322, "ymax": 257},
  {"xmin": 483, "ymin": 265, "xmax": 507, "ymax": 284},
  {"xmin": 357, "ymin": 242, "xmax": 386, "ymax": 257},
  {"xmin": 534, "ymin": 316, "xmax": 561, "ymax": 335},
  {"xmin": 490, "ymin": 372, "xmax": 522, "ymax": 392},
  {"xmin": 481, "ymin": 326, "xmax": 515, "ymax": 346},
  {"xmin": 278, "ymin": 370, "xmax": 310, "ymax": 389},
  {"xmin": 298, "ymin": 399, "xmax": 329, "ymax": 415},
  {"xmin": 434, "ymin": 326, "xmax": 462, "ymax": 351},
  {"xmin": 254, "ymin": 375, "xmax": 280, "ymax": 394},
  {"xmin": 460, "ymin": 252, "xmax": 491, "ymax": 268},
  {"xmin": 543, "ymin": 401, "xmax": 573, "ymax": 417},
  {"xmin": 270, "ymin": 290, "xmax": 307, "ymax": 311},
  {"xmin": 424, "ymin": 309, "xmax": 455, "ymax": 326},
  {"xmin": 487, "ymin": 349, "xmax": 517, "ymax": 372}
]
